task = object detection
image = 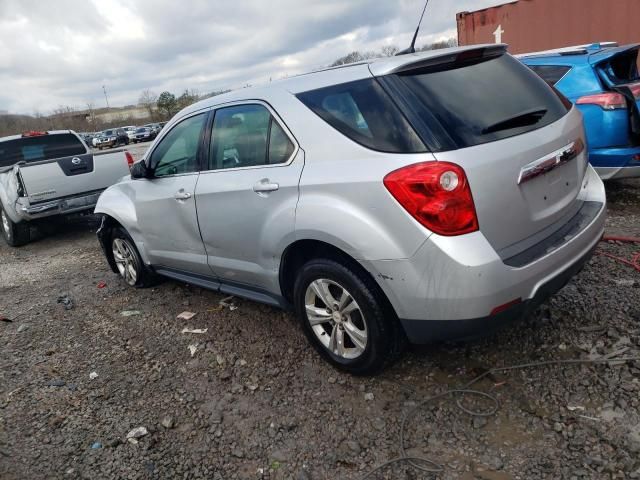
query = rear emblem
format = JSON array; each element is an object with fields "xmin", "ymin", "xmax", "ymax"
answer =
[
  {"xmin": 71, "ymin": 157, "xmax": 83, "ymax": 165},
  {"xmin": 518, "ymin": 139, "xmax": 585, "ymax": 185}
]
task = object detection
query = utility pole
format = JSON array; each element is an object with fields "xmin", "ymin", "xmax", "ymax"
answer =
[{"xmin": 102, "ymin": 85, "xmax": 110, "ymax": 109}]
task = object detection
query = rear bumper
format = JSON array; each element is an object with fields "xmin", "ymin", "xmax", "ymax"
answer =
[
  {"xmin": 364, "ymin": 165, "xmax": 606, "ymax": 344},
  {"xmin": 590, "ymin": 146, "xmax": 640, "ymax": 179},
  {"xmin": 16, "ymin": 190, "xmax": 104, "ymax": 221}
]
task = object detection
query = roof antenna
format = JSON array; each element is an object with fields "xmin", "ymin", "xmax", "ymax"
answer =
[{"xmin": 396, "ymin": 0, "xmax": 430, "ymax": 56}]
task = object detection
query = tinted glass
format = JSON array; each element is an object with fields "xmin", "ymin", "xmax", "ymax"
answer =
[
  {"xmin": 296, "ymin": 79, "xmax": 426, "ymax": 153},
  {"xmin": 151, "ymin": 113, "xmax": 205, "ymax": 177},
  {"xmin": 394, "ymin": 54, "xmax": 570, "ymax": 150},
  {"xmin": 269, "ymin": 120, "xmax": 295, "ymax": 164},
  {"xmin": 528, "ymin": 65, "xmax": 571, "ymax": 86},
  {"xmin": 0, "ymin": 133, "xmax": 86, "ymax": 168},
  {"xmin": 209, "ymin": 104, "xmax": 294, "ymax": 170}
]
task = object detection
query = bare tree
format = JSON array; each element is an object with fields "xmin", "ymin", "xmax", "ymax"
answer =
[
  {"xmin": 138, "ymin": 89, "xmax": 158, "ymax": 120},
  {"xmin": 380, "ymin": 45, "xmax": 399, "ymax": 57}
]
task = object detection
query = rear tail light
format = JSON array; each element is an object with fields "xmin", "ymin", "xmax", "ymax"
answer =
[
  {"xmin": 383, "ymin": 162, "xmax": 479, "ymax": 236},
  {"xmin": 22, "ymin": 130, "xmax": 48, "ymax": 137},
  {"xmin": 125, "ymin": 151, "xmax": 134, "ymax": 170},
  {"xmin": 576, "ymin": 92, "xmax": 626, "ymax": 110}
]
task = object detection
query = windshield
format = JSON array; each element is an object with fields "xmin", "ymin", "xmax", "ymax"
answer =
[
  {"xmin": 136, "ymin": 128, "xmax": 147, "ymax": 133},
  {"xmin": 389, "ymin": 54, "xmax": 571, "ymax": 150},
  {"xmin": 0, "ymin": 133, "xmax": 86, "ymax": 168},
  {"xmin": 104, "ymin": 130, "xmax": 114, "ymax": 136}
]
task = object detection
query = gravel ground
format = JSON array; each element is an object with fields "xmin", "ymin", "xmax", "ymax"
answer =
[{"xmin": 1, "ymin": 163, "xmax": 639, "ymax": 479}]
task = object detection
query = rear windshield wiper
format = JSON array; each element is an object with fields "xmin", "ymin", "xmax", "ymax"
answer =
[{"xmin": 482, "ymin": 108, "xmax": 548, "ymax": 134}]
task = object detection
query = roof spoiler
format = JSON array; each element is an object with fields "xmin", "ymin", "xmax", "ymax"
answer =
[
  {"xmin": 588, "ymin": 43, "xmax": 640, "ymax": 65},
  {"xmin": 370, "ymin": 44, "xmax": 507, "ymax": 76},
  {"xmin": 517, "ymin": 42, "xmax": 619, "ymax": 59}
]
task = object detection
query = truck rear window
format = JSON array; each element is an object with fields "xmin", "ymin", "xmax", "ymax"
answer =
[
  {"xmin": 0, "ymin": 133, "xmax": 86, "ymax": 168},
  {"xmin": 387, "ymin": 54, "xmax": 571, "ymax": 150}
]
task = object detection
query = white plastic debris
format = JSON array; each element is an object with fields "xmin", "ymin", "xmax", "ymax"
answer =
[
  {"xmin": 126, "ymin": 426, "xmax": 148, "ymax": 441},
  {"xmin": 188, "ymin": 344, "xmax": 198, "ymax": 357},
  {"xmin": 219, "ymin": 296, "xmax": 238, "ymax": 311},
  {"xmin": 364, "ymin": 393, "xmax": 374, "ymax": 401},
  {"xmin": 121, "ymin": 310, "xmax": 142, "ymax": 317},
  {"xmin": 177, "ymin": 311, "xmax": 197, "ymax": 321},
  {"xmin": 181, "ymin": 327, "xmax": 208, "ymax": 334},
  {"xmin": 89, "ymin": 371, "xmax": 98, "ymax": 380}
]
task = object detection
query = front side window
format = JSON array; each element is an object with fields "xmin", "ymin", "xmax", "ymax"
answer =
[
  {"xmin": 296, "ymin": 78, "xmax": 426, "ymax": 153},
  {"xmin": 209, "ymin": 104, "xmax": 295, "ymax": 170},
  {"xmin": 150, "ymin": 113, "xmax": 206, "ymax": 177}
]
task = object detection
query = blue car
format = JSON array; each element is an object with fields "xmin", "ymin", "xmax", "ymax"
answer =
[{"xmin": 521, "ymin": 43, "xmax": 640, "ymax": 180}]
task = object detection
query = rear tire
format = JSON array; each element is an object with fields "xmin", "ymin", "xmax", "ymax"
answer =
[
  {"xmin": 109, "ymin": 227, "xmax": 158, "ymax": 288},
  {"xmin": 1, "ymin": 205, "xmax": 30, "ymax": 247},
  {"xmin": 293, "ymin": 258, "xmax": 403, "ymax": 375}
]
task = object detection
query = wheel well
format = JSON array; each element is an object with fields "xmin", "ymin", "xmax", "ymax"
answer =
[
  {"xmin": 97, "ymin": 215, "xmax": 125, "ymax": 273},
  {"xmin": 279, "ymin": 239, "xmax": 397, "ymax": 317}
]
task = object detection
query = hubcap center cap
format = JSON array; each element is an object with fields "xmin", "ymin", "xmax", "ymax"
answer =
[{"xmin": 332, "ymin": 311, "xmax": 342, "ymax": 323}]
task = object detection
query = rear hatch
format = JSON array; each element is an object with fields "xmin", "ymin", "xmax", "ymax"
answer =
[
  {"xmin": 589, "ymin": 44, "xmax": 640, "ymax": 143},
  {"xmin": 377, "ymin": 49, "xmax": 587, "ymax": 254}
]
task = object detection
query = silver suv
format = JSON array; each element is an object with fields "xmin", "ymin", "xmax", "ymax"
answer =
[{"xmin": 95, "ymin": 45, "xmax": 606, "ymax": 374}]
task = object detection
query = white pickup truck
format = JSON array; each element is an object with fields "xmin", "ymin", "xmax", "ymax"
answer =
[{"xmin": 0, "ymin": 130, "xmax": 133, "ymax": 246}]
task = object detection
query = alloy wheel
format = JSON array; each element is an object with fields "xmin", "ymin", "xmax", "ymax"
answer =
[
  {"xmin": 304, "ymin": 279, "xmax": 368, "ymax": 359},
  {"xmin": 112, "ymin": 238, "xmax": 138, "ymax": 286}
]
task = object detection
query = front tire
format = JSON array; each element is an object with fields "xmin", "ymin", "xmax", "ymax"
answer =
[
  {"xmin": 293, "ymin": 258, "xmax": 402, "ymax": 375},
  {"xmin": 1, "ymin": 205, "xmax": 30, "ymax": 247},
  {"xmin": 109, "ymin": 227, "xmax": 157, "ymax": 287}
]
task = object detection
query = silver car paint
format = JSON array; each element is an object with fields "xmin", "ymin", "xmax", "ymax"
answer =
[
  {"xmin": 0, "ymin": 130, "xmax": 130, "ymax": 224},
  {"xmin": 95, "ymin": 46, "xmax": 607, "ymax": 329}
]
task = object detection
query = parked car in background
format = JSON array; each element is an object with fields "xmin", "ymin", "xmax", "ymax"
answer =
[
  {"xmin": 95, "ymin": 128, "xmax": 129, "ymax": 149},
  {"xmin": 520, "ymin": 43, "xmax": 640, "ymax": 180},
  {"xmin": 144, "ymin": 123, "xmax": 162, "ymax": 134},
  {"xmin": 133, "ymin": 126, "xmax": 157, "ymax": 143},
  {"xmin": 80, "ymin": 132, "xmax": 94, "ymax": 147},
  {"xmin": 92, "ymin": 133, "xmax": 102, "ymax": 148},
  {"xmin": 122, "ymin": 126, "xmax": 137, "ymax": 142},
  {"xmin": 95, "ymin": 45, "xmax": 606, "ymax": 374},
  {"xmin": 0, "ymin": 130, "xmax": 133, "ymax": 246}
]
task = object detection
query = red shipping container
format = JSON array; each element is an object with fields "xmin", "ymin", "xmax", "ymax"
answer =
[{"xmin": 457, "ymin": 0, "xmax": 640, "ymax": 54}]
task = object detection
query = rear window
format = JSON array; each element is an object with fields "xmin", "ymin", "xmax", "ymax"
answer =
[
  {"xmin": 296, "ymin": 78, "xmax": 426, "ymax": 153},
  {"xmin": 387, "ymin": 54, "xmax": 571, "ymax": 150},
  {"xmin": 0, "ymin": 133, "xmax": 86, "ymax": 168},
  {"xmin": 528, "ymin": 65, "xmax": 572, "ymax": 86}
]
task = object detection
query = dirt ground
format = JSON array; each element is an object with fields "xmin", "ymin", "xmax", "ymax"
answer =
[{"xmin": 1, "ymin": 150, "xmax": 640, "ymax": 479}]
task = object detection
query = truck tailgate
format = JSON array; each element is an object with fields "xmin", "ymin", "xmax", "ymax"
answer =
[{"xmin": 19, "ymin": 151, "xmax": 129, "ymax": 203}]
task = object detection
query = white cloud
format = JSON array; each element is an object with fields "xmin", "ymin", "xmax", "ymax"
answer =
[{"xmin": 0, "ymin": 0, "xmax": 505, "ymax": 114}]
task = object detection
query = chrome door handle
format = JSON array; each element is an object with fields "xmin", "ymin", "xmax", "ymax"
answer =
[
  {"xmin": 174, "ymin": 191, "xmax": 192, "ymax": 200},
  {"xmin": 253, "ymin": 179, "xmax": 279, "ymax": 194}
]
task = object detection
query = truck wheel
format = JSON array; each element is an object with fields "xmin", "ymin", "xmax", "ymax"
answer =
[
  {"xmin": 293, "ymin": 258, "xmax": 404, "ymax": 375},
  {"xmin": 109, "ymin": 227, "xmax": 158, "ymax": 288},
  {"xmin": 1, "ymin": 205, "xmax": 30, "ymax": 247}
]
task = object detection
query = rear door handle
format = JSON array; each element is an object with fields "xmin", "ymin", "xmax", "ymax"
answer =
[
  {"xmin": 253, "ymin": 179, "xmax": 279, "ymax": 195},
  {"xmin": 174, "ymin": 191, "xmax": 192, "ymax": 201}
]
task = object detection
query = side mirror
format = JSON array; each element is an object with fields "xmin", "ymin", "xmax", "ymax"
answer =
[{"xmin": 130, "ymin": 159, "xmax": 150, "ymax": 179}]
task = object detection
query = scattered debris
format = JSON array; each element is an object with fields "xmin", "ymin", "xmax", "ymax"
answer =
[
  {"xmin": 188, "ymin": 344, "xmax": 198, "ymax": 357},
  {"xmin": 89, "ymin": 371, "xmax": 98, "ymax": 380},
  {"xmin": 91, "ymin": 442, "xmax": 102, "ymax": 449},
  {"xmin": 567, "ymin": 405, "xmax": 585, "ymax": 412},
  {"xmin": 364, "ymin": 392, "xmax": 374, "ymax": 401},
  {"xmin": 181, "ymin": 327, "xmax": 208, "ymax": 334},
  {"xmin": 215, "ymin": 354, "xmax": 225, "ymax": 365},
  {"xmin": 614, "ymin": 279, "xmax": 635, "ymax": 287},
  {"xmin": 126, "ymin": 426, "xmax": 148, "ymax": 444},
  {"xmin": 0, "ymin": 314, "xmax": 11, "ymax": 323},
  {"xmin": 207, "ymin": 305, "xmax": 224, "ymax": 312},
  {"xmin": 17, "ymin": 324, "xmax": 29, "ymax": 333},
  {"xmin": 96, "ymin": 281, "xmax": 107, "ymax": 289},
  {"xmin": 219, "ymin": 296, "xmax": 238, "ymax": 311},
  {"xmin": 121, "ymin": 310, "xmax": 142, "ymax": 317},
  {"xmin": 177, "ymin": 311, "xmax": 197, "ymax": 321},
  {"xmin": 47, "ymin": 380, "xmax": 66, "ymax": 387},
  {"xmin": 161, "ymin": 416, "xmax": 175, "ymax": 429},
  {"xmin": 57, "ymin": 294, "xmax": 74, "ymax": 310}
]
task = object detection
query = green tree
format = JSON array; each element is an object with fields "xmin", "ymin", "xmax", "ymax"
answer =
[{"xmin": 157, "ymin": 91, "xmax": 178, "ymax": 119}]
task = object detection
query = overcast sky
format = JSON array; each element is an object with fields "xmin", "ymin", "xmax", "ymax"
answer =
[{"xmin": 0, "ymin": 0, "xmax": 505, "ymax": 114}]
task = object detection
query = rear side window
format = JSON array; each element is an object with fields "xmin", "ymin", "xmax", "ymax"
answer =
[
  {"xmin": 388, "ymin": 54, "xmax": 571, "ymax": 150},
  {"xmin": 209, "ymin": 104, "xmax": 295, "ymax": 170},
  {"xmin": 296, "ymin": 79, "xmax": 426, "ymax": 153},
  {"xmin": 0, "ymin": 133, "xmax": 86, "ymax": 168},
  {"xmin": 528, "ymin": 65, "xmax": 571, "ymax": 86}
]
